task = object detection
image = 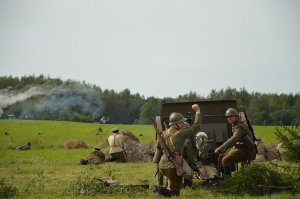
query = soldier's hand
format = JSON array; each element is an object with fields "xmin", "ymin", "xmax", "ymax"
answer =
[{"xmin": 192, "ymin": 104, "xmax": 200, "ymax": 113}]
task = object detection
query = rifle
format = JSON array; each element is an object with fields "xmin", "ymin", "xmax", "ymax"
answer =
[
  {"xmin": 243, "ymin": 110, "xmax": 256, "ymax": 141},
  {"xmin": 243, "ymin": 110, "xmax": 258, "ymax": 154},
  {"xmin": 153, "ymin": 122, "xmax": 186, "ymax": 177}
]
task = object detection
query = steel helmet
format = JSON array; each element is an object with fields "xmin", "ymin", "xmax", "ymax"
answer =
[
  {"xmin": 225, "ymin": 108, "xmax": 238, "ymax": 117},
  {"xmin": 169, "ymin": 112, "xmax": 186, "ymax": 126}
]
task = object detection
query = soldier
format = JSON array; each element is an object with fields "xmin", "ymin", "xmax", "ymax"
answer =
[
  {"xmin": 106, "ymin": 128, "xmax": 127, "ymax": 162},
  {"xmin": 80, "ymin": 145, "xmax": 106, "ymax": 165},
  {"xmin": 215, "ymin": 108, "xmax": 256, "ymax": 176},
  {"xmin": 254, "ymin": 136, "xmax": 267, "ymax": 162},
  {"xmin": 156, "ymin": 104, "xmax": 201, "ymax": 196},
  {"xmin": 182, "ymin": 122, "xmax": 197, "ymax": 187},
  {"xmin": 16, "ymin": 142, "xmax": 31, "ymax": 150}
]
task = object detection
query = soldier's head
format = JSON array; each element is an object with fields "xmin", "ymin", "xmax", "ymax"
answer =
[
  {"xmin": 225, "ymin": 108, "xmax": 239, "ymax": 124},
  {"xmin": 111, "ymin": 128, "xmax": 119, "ymax": 134},
  {"xmin": 94, "ymin": 146, "xmax": 101, "ymax": 151},
  {"xmin": 27, "ymin": 142, "xmax": 31, "ymax": 146},
  {"xmin": 169, "ymin": 112, "xmax": 186, "ymax": 129}
]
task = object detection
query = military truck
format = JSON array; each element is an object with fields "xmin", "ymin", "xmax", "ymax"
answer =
[{"xmin": 155, "ymin": 99, "xmax": 238, "ymax": 183}]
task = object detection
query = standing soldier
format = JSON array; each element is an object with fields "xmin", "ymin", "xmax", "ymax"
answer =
[
  {"xmin": 156, "ymin": 104, "xmax": 201, "ymax": 196},
  {"xmin": 215, "ymin": 108, "xmax": 256, "ymax": 176},
  {"xmin": 107, "ymin": 128, "xmax": 127, "ymax": 162}
]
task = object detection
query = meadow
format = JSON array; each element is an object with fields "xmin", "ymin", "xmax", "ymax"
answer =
[{"xmin": 0, "ymin": 119, "xmax": 298, "ymax": 199}]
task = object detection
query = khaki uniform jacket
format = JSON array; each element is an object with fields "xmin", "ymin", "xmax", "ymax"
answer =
[
  {"xmin": 157, "ymin": 112, "xmax": 201, "ymax": 169},
  {"xmin": 108, "ymin": 133, "xmax": 124, "ymax": 154},
  {"xmin": 218, "ymin": 122, "xmax": 256, "ymax": 159}
]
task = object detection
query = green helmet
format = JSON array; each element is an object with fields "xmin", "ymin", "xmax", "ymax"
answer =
[
  {"xmin": 169, "ymin": 112, "xmax": 186, "ymax": 126},
  {"xmin": 225, "ymin": 108, "xmax": 238, "ymax": 117}
]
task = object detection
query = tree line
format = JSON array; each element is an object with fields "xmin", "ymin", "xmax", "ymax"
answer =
[{"xmin": 0, "ymin": 75, "xmax": 299, "ymax": 125}]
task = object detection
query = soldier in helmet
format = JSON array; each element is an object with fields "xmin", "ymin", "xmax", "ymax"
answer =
[
  {"xmin": 106, "ymin": 128, "xmax": 127, "ymax": 162},
  {"xmin": 155, "ymin": 104, "xmax": 201, "ymax": 196},
  {"xmin": 80, "ymin": 145, "xmax": 106, "ymax": 165},
  {"xmin": 215, "ymin": 108, "xmax": 256, "ymax": 176}
]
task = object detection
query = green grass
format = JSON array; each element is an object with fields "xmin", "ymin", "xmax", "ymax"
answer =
[
  {"xmin": 0, "ymin": 119, "xmax": 298, "ymax": 198},
  {"xmin": 0, "ymin": 119, "xmax": 155, "ymax": 149}
]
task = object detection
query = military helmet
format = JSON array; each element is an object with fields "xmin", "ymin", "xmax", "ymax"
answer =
[
  {"xmin": 225, "ymin": 108, "xmax": 238, "ymax": 117},
  {"xmin": 111, "ymin": 128, "xmax": 119, "ymax": 133},
  {"xmin": 94, "ymin": 145, "xmax": 101, "ymax": 150},
  {"xmin": 169, "ymin": 112, "xmax": 186, "ymax": 126}
]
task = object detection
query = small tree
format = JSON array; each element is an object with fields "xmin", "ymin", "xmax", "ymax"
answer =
[{"xmin": 275, "ymin": 125, "xmax": 300, "ymax": 162}]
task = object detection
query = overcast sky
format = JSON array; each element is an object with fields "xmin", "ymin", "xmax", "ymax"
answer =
[{"xmin": 0, "ymin": 0, "xmax": 299, "ymax": 98}]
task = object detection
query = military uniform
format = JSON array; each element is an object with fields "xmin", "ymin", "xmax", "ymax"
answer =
[
  {"xmin": 157, "ymin": 112, "xmax": 201, "ymax": 196},
  {"xmin": 218, "ymin": 122, "xmax": 256, "ymax": 168},
  {"xmin": 88, "ymin": 150, "xmax": 106, "ymax": 164},
  {"xmin": 107, "ymin": 129, "xmax": 127, "ymax": 162}
]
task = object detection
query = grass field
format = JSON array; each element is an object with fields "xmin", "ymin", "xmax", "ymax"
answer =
[{"xmin": 0, "ymin": 119, "xmax": 298, "ymax": 199}]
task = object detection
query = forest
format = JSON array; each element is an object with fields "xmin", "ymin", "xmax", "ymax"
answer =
[{"xmin": 0, "ymin": 75, "xmax": 299, "ymax": 125}]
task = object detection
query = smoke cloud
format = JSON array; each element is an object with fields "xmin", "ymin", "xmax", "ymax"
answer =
[
  {"xmin": 0, "ymin": 87, "xmax": 45, "ymax": 117},
  {"xmin": 0, "ymin": 84, "xmax": 104, "ymax": 121}
]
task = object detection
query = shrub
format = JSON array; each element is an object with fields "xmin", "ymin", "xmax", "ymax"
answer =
[
  {"xmin": 275, "ymin": 126, "xmax": 300, "ymax": 162},
  {"xmin": 218, "ymin": 163, "xmax": 297, "ymax": 196}
]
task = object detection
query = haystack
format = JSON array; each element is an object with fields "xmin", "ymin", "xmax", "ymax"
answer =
[{"xmin": 64, "ymin": 139, "xmax": 88, "ymax": 149}]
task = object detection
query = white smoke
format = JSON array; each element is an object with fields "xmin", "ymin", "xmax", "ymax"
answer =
[{"xmin": 0, "ymin": 87, "xmax": 46, "ymax": 117}]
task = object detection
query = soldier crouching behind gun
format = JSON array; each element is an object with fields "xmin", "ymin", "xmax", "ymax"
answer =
[
  {"xmin": 214, "ymin": 108, "xmax": 256, "ymax": 176},
  {"xmin": 155, "ymin": 104, "xmax": 201, "ymax": 197}
]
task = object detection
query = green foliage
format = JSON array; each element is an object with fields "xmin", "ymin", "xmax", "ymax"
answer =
[
  {"xmin": 218, "ymin": 163, "xmax": 297, "ymax": 196},
  {"xmin": 0, "ymin": 178, "xmax": 17, "ymax": 198},
  {"xmin": 20, "ymin": 170, "xmax": 46, "ymax": 194},
  {"xmin": 67, "ymin": 171, "xmax": 147, "ymax": 197},
  {"xmin": 275, "ymin": 126, "xmax": 300, "ymax": 162}
]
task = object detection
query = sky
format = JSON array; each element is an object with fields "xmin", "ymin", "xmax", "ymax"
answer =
[{"xmin": 0, "ymin": 0, "xmax": 299, "ymax": 98}]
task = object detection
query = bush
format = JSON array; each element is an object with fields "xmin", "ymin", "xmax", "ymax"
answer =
[
  {"xmin": 0, "ymin": 178, "xmax": 17, "ymax": 198},
  {"xmin": 275, "ymin": 126, "xmax": 300, "ymax": 162},
  {"xmin": 218, "ymin": 163, "xmax": 297, "ymax": 196}
]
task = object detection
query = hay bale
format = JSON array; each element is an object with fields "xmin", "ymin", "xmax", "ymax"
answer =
[
  {"xmin": 265, "ymin": 143, "xmax": 281, "ymax": 161},
  {"xmin": 124, "ymin": 139, "xmax": 144, "ymax": 162},
  {"xmin": 121, "ymin": 130, "xmax": 140, "ymax": 142},
  {"xmin": 139, "ymin": 141, "xmax": 155, "ymax": 162},
  {"xmin": 64, "ymin": 139, "xmax": 88, "ymax": 149}
]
